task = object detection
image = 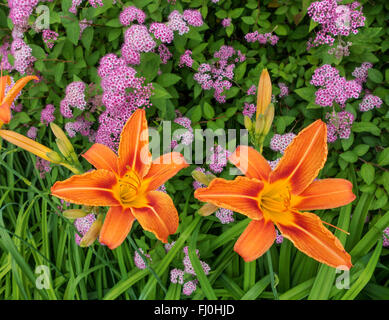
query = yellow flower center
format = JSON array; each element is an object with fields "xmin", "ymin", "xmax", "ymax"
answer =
[{"xmin": 118, "ymin": 167, "xmax": 142, "ymax": 204}]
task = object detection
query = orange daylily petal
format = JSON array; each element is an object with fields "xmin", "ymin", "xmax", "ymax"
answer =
[
  {"xmin": 118, "ymin": 109, "xmax": 152, "ymax": 178},
  {"xmin": 143, "ymin": 152, "xmax": 188, "ymax": 191},
  {"xmin": 194, "ymin": 176, "xmax": 263, "ymax": 220},
  {"xmin": 0, "ymin": 75, "xmax": 38, "ymax": 124},
  {"xmin": 275, "ymin": 210, "xmax": 352, "ymax": 270},
  {"xmin": 234, "ymin": 218, "xmax": 276, "ymax": 262},
  {"xmin": 0, "ymin": 76, "xmax": 11, "ymax": 103},
  {"xmin": 270, "ymin": 120, "xmax": 328, "ymax": 195},
  {"xmin": 229, "ymin": 145, "xmax": 271, "ymax": 181},
  {"xmin": 99, "ymin": 206, "xmax": 135, "ymax": 249},
  {"xmin": 82, "ymin": 143, "xmax": 119, "ymax": 173},
  {"xmin": 291, "ymin": 179, "xmax": 356, "ymax": 211},
  {"xmin": 51, "ymin": 170, "xmax": 120, "ymax": 207},
  {"xmin": 131, "ymin": 191, "xmax": 179, "ymax": 243}
]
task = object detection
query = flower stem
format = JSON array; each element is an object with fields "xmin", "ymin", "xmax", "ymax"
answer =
[{"xmin": 266, "ymin": 250, "xmax": 279, "ymax": 300}]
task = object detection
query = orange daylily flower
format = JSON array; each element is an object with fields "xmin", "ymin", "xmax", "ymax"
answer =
[
  {"xmin": 0, "ymin": 74, "xmax": 38, "ymax": 125},
  {"xmin": 51, "ymin": 109, "xmax": 189, "ymax": 249},
  {"xmin": 195, "ymin": 120, "xmax": 355, "ymax": 269}
]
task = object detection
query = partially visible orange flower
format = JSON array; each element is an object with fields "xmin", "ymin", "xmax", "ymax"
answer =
[
  {"xmin": 195, "ymin": 120, "xmax": 355, "ymax": 269},
  {"xmin": 0, "ymin": 74, "xmax": 38, "ymax": 126},
  {"xmin": 51, "ymin": 109, "xmax": 189, "ymax": 249}
]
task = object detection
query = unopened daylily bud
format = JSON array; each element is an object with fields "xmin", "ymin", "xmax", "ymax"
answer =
[
  {"xmin": 192, "ymin": 170, "xmax": 210, "ymax": 186},
  {"xmin": 255, "ymin": 114, "xmax": 265, "ymax": 135},
  {"xmin": 198, "ymin": 203, "xmax": 219, "ymax": 216},
  {"xmin": 256, "ymin": 68, "xmax": 272, "ymax": 119},
  {"xmin": 46, "ymin": 151, "xmax": 63, "ymax": 163},
  {"xmin": 63, "ymin": 209, "xmax": 88, "ymax": 219},
  {"xmin": 244, "ymin": 116, "xmax": 252, "ymax": 131},
  {"xmin": 263, "ymin": 104, "xmax": 275, "ymax": 136},
  {"xmin": 50, "ymin": 123, "xmax": 77, "ymax": 161},
  {"xmin": 80, "ymin": 214, "xmax": 103, "ymax": 247}
]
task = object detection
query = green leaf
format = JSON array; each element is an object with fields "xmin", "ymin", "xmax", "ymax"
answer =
[
  {"xmin": 242, "ymin": 16, "xmax": 255, "ymax": 25},
  {"xmin": 157, "ymin": 73, "xmax": 181, "ymax": 87},
  {"xmin": 360, "ymin": 163, "xmax": 375, "ymax": 185},
  {"xmin": 203, "ymin": 102, "xmax": 215, "ymax": 120},
  {"xmin": 340, "ymin": 151, "xmax": 358, "ymax": 163},
  {"xmin": 352, "ymin": 122, "xmax": 381, "ymax": 136},
  {"xmin": 368, "ymin": 68, "xmax": 383, "ymax": 83},
  {"xmin": 377, "ymin": 147, "xmax": 389, "ymax": 166}
]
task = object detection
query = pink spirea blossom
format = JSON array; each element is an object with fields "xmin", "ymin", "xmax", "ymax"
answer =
[
  {"xmin": 74, "ymin": 214, "xmax": 96, "ymax": 245},
  {"xmin": 119, "ymin": 6, "xmax": 146, "ymax": 25},
  {"xmin": 243, "ymin": 102, "xmax": 256, "ymax": 118},
  {"xmin": 121, "ymin": 43, "xmax": 141, "ymax": 65},
  {"xmin": 183, "ymin": 280, "xmax": 197, "ymax": 296},
  {"xmin": 60, "ymin": 81, "xmax": 87, "ymax": 118},
  {"xmin": 182, "ymin": 9, "xmax": 204, "ymax": 27},
  {"xmin": 222, "ymin": 18, "xmax": 231, "ymax": 28},
  {"xmin": 352, "ymin": 62, "xmax": 373, "ymax": 84},
  {"xmin": 158, "ymin": 44, "xmax": 172, "ymax": 64},
  {"xmin": 124, "ymin": 25, "xmax": 156, "ymax": 53},
  {"xmin": 208, "ymin": 145, "xmax": 230, "ymax": 174},
  {"xmin": 215, "ymin": 208, "xmax": 234, "ymax": 224},
  {"xmin": 170, "ymin": 268, "xmax": 184, "ymax": 284},
  {"xmin": 326, "ymin": 111, "xmax": 354, "ymax": 143},
  {"xmin": 245, "ymin": 31, "xmax": 279, "ymax": 46},
  {"xmin": 42, "ymin": 29, "xmax": 59, "ymax": 49},
  {"xmin": 268, "ymin": 158, "xmax": 281, "ymax": 170},
  {"xmin": 65, "ymin": 116, "xmax": 94, "ymax": 139},
  {"xmin": 27, "ymin": 126, "xmax": 38, "ymax": 140},
  {"xmin": 270, "ymin": 133, "xmax": 296, "ymax": 154},
  {"xmin": 278, "ymin": 82, "xmax": 289, "ymax": 98},
  {"xmin": 36, "ymin": 158, "xmax": 51, "ymax": 178},
  {"xmin": 247, "ymin": 85, "xmax": 256, "ymax": 96},
  {"xmin": 40, "ymin": 104, "xmax": 55, "ymax": 125},
  {"xmin": 359, "ymin": 94, "xmax": 383, "ymax": 112},
  {"xmin": 307, "ymin": 0, "xmax": 365, "ymax": 50},
  {"xmin": 96, "ymin": 54, "xmax": 153, "ymax": 150},
  {"xmin": 276, "ymin": 230, "xmax": 284, "ymax": 244},
  {"xmin": 383, "ymin": 228, "xmax": 389, "ymax": 247},
  {"xmin": 70, "ymin": 0, "xmax": 103, "ymax": 14},
  {"xmin": 311, "ymin": 64, "xmax": 362, "ymax": 107},
  {"xmin": 11, "ymin": 38, "xmax": 36, "ymax": 75},
  {"xmin": 150, "ymin": 22, "xmax": 174, "ymax": 43},
  {"xmin": 134, "ymin": 248, "xmax": 152, "ymax": 270},
  {"xmin": 167, "ymin": 10, "xmax": 190, "ymax": 35},
  {"xmin": 194, "ymin": 45, "xmax": 244, "ymax": 103},
  {"xmin": 179, "ymin": 50, "xmax": 193, "ymax": 68}
]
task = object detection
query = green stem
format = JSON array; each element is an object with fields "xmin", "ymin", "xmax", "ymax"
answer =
[{"xmin": 266, "ymin": 250, "xmax": 279, "ymax": 300}]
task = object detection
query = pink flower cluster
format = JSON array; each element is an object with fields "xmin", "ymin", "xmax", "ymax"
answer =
[
  {"xmin": 11, "ymin": 38, "xmax": 36, "ymax": 75},
  {"xmin": 208, "ymin": 145, "xmax": 230, "ymax": 174},
  {"xmin": 167, "ymin": 10, "xmax": 203, "ymax": 35},
  {"xmin": 0, "ymin": 41, "xmax": 13, "ymax": 72},
  {"xmin": 40, "ymin": 104, "xmax": 55, "ymax": 126},
  {"xmin": 245, "ymin": 31, "xmax": 279, "ymax": 46},
  {"xmin": 247, "ymin": 85, "xmax": 256, "ymax": 96},
  {"xmin": 96, "ymin": 53, "xmax": 153, "ymax": 150},
  {"xmin": 270, "ymin": 133, "xmax": 296, "ymax": 154},
  {"xmin": 168, "ymin": 245, "xmax": 211, "ymax": 296},
  {"xmin": 42, "ymin": 29, "xmax": 59, "ymax": 49},
  {"xmin": 359, "ymin": 94, "xmax": 383, "ymax": 112},
  {"xmin": 276, "ymin": 230, "xmax": 284, "ymax": 244},
  {"xmin": 307, "ymin": 0, "xmax": 365, "ymax": 50},
  {"xmin": 36, "ymin": 158, "xmax": 51, "ymax": 178},
  {"xmin": 171, "ymin": 112, "xmax": 194, "ymax": 147},
  {"xmin": 74, "ymin": 214, "xmax": 96, "ymax": 245},
  {"xmin": 134, "ymin": 248, "xmax": 152, "ymax": 269},
  {"xmin": 119, "ymin": 6, "xmax": 146, "ymax": 25},
  {"xmin": 193, "ymin": 45, "xmax": 245, "ymax": 103},
  {"xmin": 158, "ymin": 44, "xmax": 173, "ymax": 64},
  {"xmin": 179, "ymin": 50, "xmax": 194, "ymax": 68},
  {"xmin": 222, "ymin": 18, "xmax": 231, "ymax": 28},
  {"xmin": 150, "ymin": 22, "xmax": 174, "ymax": 43},
  {"xmin": 326, "ymin": 111, "xmax": 354, "ymax": 143},
  {"xmin": 65, "ymin": 116, "xmax": 94, "ymax": 140},
  {"xmin": 278, "ymin": 82, "xmax": 289, "ymax": 98},
  {"xmin": 70, "ymin": 0, "xmax": 104, "ymax": 14},
  {"xmin": 215, "ymin": 208, "xmax": 234, "ymax": 224},
  {"xmin": 27, "ymin": 126, "xmax": 38, "ymax": 140},
  {"xmin": 352, "ymin": 62, "xmax": 373, "ymax": 84},
  {"xmin": 383, "ymin": 228, "xmax": 389, "ymax": 248},
  {"xmin": 268, "ymin": 158, "xmax": 280, "ymax": 170},
  {"xmin": 8, "ymin": 0, "xmax": 40, "ymax": 29},
  {"xmin": 311, "ymin": 64, "xmax": 362, "ymax": 107},
  {"xmin": 60, "ymin": 81, "xmax": 87, "ymax": 118},
  {"xmin": 242, "ymin": 102, "xmax": 256, "ymax": 118}
]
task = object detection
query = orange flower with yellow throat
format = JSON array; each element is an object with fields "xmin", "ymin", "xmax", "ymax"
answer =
[
  {"xmin": 51, "ymin": 109, "xmax": 189, "ymax": 249},
  {"xmin": 195, "ymin": 120, "xmax": 355, "ymax": 269}
]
